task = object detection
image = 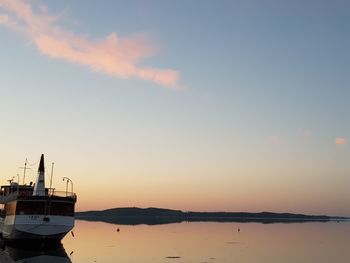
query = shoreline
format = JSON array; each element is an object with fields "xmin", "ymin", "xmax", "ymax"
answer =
[
  {"xmin": 75, "ymin": 215, "xmax": 348, "ymax": 226},
  {"xmin": 75, "ymin": 207, "xmax": 348, "ymax": 225}
]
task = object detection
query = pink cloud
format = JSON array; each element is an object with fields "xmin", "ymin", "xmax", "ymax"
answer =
[
  {"xmin": 335, "ymin": 138, "xmax": 347, "ymax": 145},
  {"xmin": 0, "ymin": 0, "xmax": 179, "ymax": 88}
]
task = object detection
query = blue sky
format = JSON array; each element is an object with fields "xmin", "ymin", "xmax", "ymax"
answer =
[{"xmin": 0, "ymin": 0, "xmax": 349, "ymax": 215}]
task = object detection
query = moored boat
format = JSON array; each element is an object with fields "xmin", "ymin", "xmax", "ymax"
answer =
[{"xmin": 0, "ymin": 154, "xmax": 77, "ymax": 243}]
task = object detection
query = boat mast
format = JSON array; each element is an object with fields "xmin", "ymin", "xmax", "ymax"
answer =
[
  {"xmin": 49, "ymin": 162, "xmax": 54, "ymax": 193},
  {"xmin": 19, "ymin": 158, "xmax": 31, "ymax": 185}
]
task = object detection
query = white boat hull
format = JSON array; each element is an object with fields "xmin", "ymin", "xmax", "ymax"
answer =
[{"xmin": 1, "ymin": 215, "xmax": 74, "ymax": 241}]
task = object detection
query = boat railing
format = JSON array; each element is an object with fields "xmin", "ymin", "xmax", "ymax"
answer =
[
  {"xmin": 17, "ymin": 190, "xmax": 77, "ymax": 201},
  {"xmin": 47, "ymin": 190, "xmax": 77, "ymax": 199},
  {"xmin": 0, "ymin": 189, "xmax": 77, "ymax": 203}
]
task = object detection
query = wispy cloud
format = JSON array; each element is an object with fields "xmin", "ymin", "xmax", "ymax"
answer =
[
  {"xmin": 335, "ymin": 137, "xmax": 347, "ymax": 145},
  {"xmin": 0, "ymin": 0, "xmax": 179, "ymax": 88}
]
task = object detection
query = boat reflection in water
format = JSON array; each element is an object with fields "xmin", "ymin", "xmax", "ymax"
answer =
[{"xmin": 5, "ymin": 244, "xmax": 71, "ymax": 263}]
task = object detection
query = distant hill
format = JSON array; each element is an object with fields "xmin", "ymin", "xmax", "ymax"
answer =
[{"xmin": 75, "ymin": 207, "xmax": 346, "ymax": 225}]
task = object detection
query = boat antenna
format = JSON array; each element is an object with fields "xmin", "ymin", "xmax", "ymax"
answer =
[
  {"xmin": 49, "ymin": 162, "xmax": 54, "ymax": 193},
  {"xmin": 19, "ymin": 158, "xmax": 31, "ymax": 185}
]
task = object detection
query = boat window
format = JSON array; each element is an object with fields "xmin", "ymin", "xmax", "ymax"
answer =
[
  {"xmin": 49, "ymin": 202, "xmax": 74, "ymax": 216},
  {"xmin": 16, "ymin": 201, "xmax": 45, "ymax": 215},
  {"xmin": 15, "ymin": 201, "xmax": 74, "ymax": 216}
]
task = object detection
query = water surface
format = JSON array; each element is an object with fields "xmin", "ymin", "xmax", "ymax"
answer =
[{"xmin": 6, "ymin": 220, "xmax": 350, "ymax": 262}]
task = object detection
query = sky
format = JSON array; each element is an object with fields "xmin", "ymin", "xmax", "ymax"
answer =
[{"xmin": 0, "ymin": 0, "xmax": 349, "ymax": 216}]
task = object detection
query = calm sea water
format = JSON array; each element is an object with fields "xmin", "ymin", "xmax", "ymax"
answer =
[{"xmin": 5, "ymin": 220, "xmax": 350, "ymax": 262}]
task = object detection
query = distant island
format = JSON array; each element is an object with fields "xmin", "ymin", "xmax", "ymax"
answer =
[{"xmin": 75, "ymin": 207, "xmax": 348, "ymax": 225}]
